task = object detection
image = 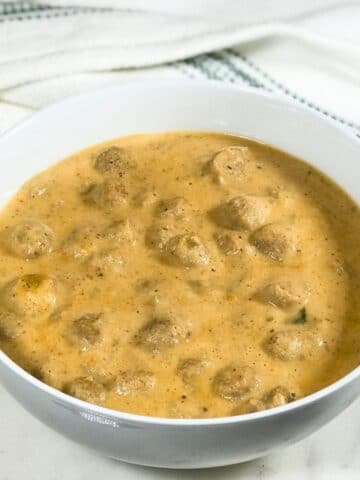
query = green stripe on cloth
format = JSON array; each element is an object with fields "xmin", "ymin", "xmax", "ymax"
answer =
[
  {"xmin": 0, "ymin": 2, "xmax": 114, "ymax": 20},
  {"xmin": 182, "ymin": 50, "xmax": 360, "ymax": 136},
  {"xmin": 178, "ymin": 52, "xmax": 261, "ymax": 88},
  {"xmin": 0, "ymin": 2, "xmax": 50, "ymax": 15},
  {"xmin": 229, "ymin": 49, "xmax": 360, "ymax": 134}
]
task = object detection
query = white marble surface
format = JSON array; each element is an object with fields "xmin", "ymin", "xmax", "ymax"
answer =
[{"xmin": 0, "ymin": 385, "xmax": 359, "ymax": 479}]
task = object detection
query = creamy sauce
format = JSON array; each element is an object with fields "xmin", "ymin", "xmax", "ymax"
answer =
[{"xmin": 0, "ymin": 132, "xmax": 359, "ymax": 418}]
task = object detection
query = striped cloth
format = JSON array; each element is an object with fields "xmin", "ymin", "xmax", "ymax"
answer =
[{"xmin": 0, "ymin": 1, "xmax": 359, "ymax": 137}]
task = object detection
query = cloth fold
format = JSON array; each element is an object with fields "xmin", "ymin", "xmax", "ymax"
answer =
[{"xmin": 0, "ymin": 1, "xmax": 359, "ymax": 135}]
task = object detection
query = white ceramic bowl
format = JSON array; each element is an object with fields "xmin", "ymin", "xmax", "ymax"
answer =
[{"xmin": 0, "ymin": 80, "xmax": 359, "ymax": 469}]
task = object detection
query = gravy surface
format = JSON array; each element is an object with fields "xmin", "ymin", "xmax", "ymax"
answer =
[{"xmin": 0, "ymin": 132, "xmax": 359, "ymax": 418}]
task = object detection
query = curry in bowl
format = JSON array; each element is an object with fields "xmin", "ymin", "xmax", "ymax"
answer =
[{"xmin": 0, "ymin": 132, "xmax": 359, "ymax": 418}]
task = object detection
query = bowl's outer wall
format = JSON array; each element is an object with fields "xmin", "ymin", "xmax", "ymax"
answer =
[
  {"xmin": 0, "ymin": 357, "xmax": 359, "ymax": 468},
  {"xmin": 0, "ymin": 81, "xmax": 359, "ymax": 468}
]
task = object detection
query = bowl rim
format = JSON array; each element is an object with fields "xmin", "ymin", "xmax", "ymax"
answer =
[{"xmin": 0, "ymin": 78, "xmax": 359, "ymax": 427}]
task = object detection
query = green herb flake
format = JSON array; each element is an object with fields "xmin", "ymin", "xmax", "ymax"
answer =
[{"xmin": 289, "ymin": 307, "xmax": 307, "ymax": 325}]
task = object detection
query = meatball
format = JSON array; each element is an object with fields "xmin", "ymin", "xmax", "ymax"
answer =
[
  {"xmin": 156, "ymin": 197, "xmax": 190, "ymax": 218},
  {"xmin": 256, "ymin": 278, "xmax": 311, "ymax": 309},
  {"xmin": 231, "ymin": 398, "xmax": 265, "ymax": 415},
  {"xmin": 134, "ymin": 317, "xmax": 189, "ymax": 354},
  {"xmin": 2, "ymin": 274, "xmax": 57, "ymax": 317},
  {"xmin": 68, "ymin": 313, "xmax": 103, "ymax": 351},
  {"xmin": 7, "ymin": 220, "xmax": 53, "ymax": 259},
  {"xmin": 102, "ymin": 219, "xmax": 136, "ymax": 245},
  {"xmin": 264, "ymin": 329, "xmax": 324, "ymax": 361},
  {"xmin": 263, "ymin": 386, "xmax": 297, "ymax": 408},
  {"xmin": 216, "ymin": 195, "xmax": 272, "ymax": 231},
  {"xmin": 94, "ymin": 146, "xmax": 133, "ymax": 176},
  {"xmin": 212, "ymin": 364, "xmax": 260, "ymax": 401},
  {"xmin": 215, "ymin": 231, "xmax": 244, "ymax": 256},
  {"xmin": 87, "ymin": 249, "xmax": 124, "ymax": 276},
  {"xmin": 165, "ymin": 234, "xmax": 209, "ymax": 267},
  {"xmin": 177, "ymin": 358, "xmax": 208, "ymax": 383},
  {"xmin": 231, "ymin": 386, "xmax": 297, "ymax": 415},
  {"xmin": 0, "ymin": 310, "xmax": 23, "ymax": 339},
  {"xmin": 250, "ymin": 223, "xmax": 296, "ymax": 262},
  {"xmin": 82, "ymin": 179, "xmax": 128, "ymax": 211},
  {"xmin": 145, "ymin": 222, "xmax": 177, "ymax": 251},
  {"xmin": 63, "ymin": 224, "xmax": 101, "ymax": 260},
  {"xmin": 66, "ymin": 376, "xmax": 106, "ymax": 405},
  {"xmin": 206, "ymin": 146, "xmax": 252, "ymax": 184},
  {"xmin": 113, "ymin": 370, "xmax": 156, "ymax": 396}
]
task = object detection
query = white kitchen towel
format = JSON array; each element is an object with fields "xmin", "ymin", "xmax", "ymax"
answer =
[{"xmin": 0, "ymin": 1, "xmax": 359, "ymax": 136}]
